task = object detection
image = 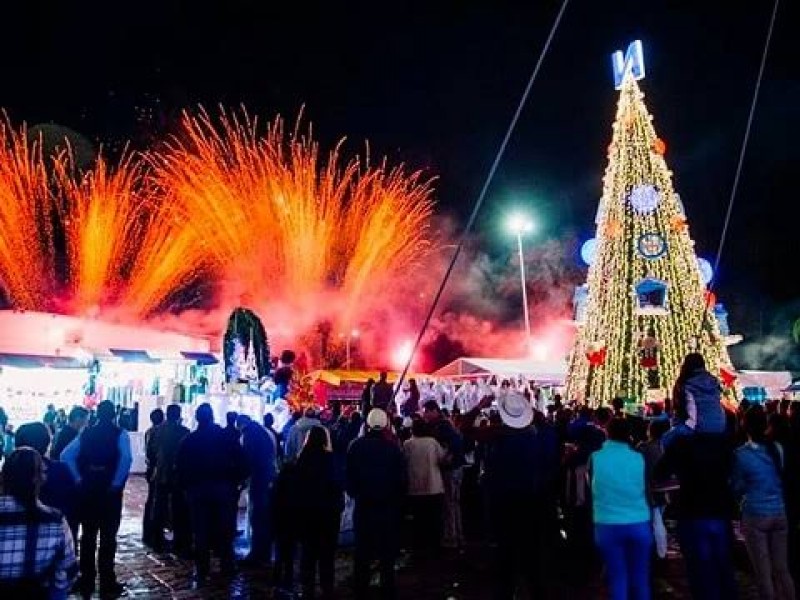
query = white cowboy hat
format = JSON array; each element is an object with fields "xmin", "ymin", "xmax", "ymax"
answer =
[{"xmin": 497, "ymin": 391, "xmax": 533, "ymax": 429}]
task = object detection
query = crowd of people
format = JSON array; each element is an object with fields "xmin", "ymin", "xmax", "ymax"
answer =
[{"xmin": 0, "ymin": 357, "xmax": 799, "ymax": 599}]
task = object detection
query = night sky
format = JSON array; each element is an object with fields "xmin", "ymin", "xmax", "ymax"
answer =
[{"xmin": 3, "ymin": 1, "xmax": 798, "ymax": 366}]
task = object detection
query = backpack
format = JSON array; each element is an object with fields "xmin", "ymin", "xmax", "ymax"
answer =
[{"xmin": 77, "ymin": 423, "xmax": 121, "ymax": 490}]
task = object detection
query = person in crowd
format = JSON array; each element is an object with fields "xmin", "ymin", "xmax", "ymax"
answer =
[
  {"xmin": 2, "ymin": 423, "xmax": 15, "ymax": 461},
  {"xmin": 563, "ymin": 405, "xmax": 608, "ymax": 582},
  {"xmin": 655, "ymin": 410, "xmax": 736, "ymax": 600},
  {"xmin": 638, "ymin": 418, "xmax": 670, "ymax": 484},
  {"xmin": 272, "ymin": 449, "xmax": 299, "ymax": 594},
  {"xmin": 142, "ymin": 408, "xmax": 164, "ymax": 549},
  {"xmin": 732, "ymin": 406, "xmax": 796, "ymax": 600},
  {"xmin": 223, "ymin": 411, "xmax": 241, "ymax": 445},
  {"xmin": 292, "ymin": 426, "xmax": 344, "ymax": 599},
  {"xmin": 273, "ymin": 350, "xmax": 296, "ymax": 401},
  {"xmin": 43, "ymin": 404, "xmax": 58, "ymax": 435},
  {"xmin": 51, "ymin": 407, "xmax": 89, "ymax": 462},
  {"xmin": 283, "ymin": 409, "xmax": 303, "ymax": 441},
  {"xmin": 263, "ymin": 412, "xmax": 283, "ymax": 467},
  {"xmin": 371, "ymin": 372, "xmax": 394, "ymax": 415},
  {"xmin": 611, "ymin": 396, "xmax": 626, "ymax": 418},
  {"xmin": 360, "ymin": 379, "xmax": 375, "ymax": 417},
  {"xmin": 55, "ymin": 409, "xmax": 68, "ymax": 433},
  {"xmin": 482, "ymin": 391, "xmax": 560, "ymax": 599},
  {"xmin": 346, "ymin": 408, "xmax": 408, "ymax": 599},
  {"xmin": 670, "ymin": 353, "xmax": 726, "ymax": 436},
  {"xmin": 402, "ymin": 378, "xmax": 421, "ymax": 417},
  {"xmin": 0, "ymin": 448, "xmax": 78, "ymax": 598},
  {"xmin": 0, "ymin": 406, "xmax": 8, "ymax": 433},
  {"xmin": 331, "ymin": 412, "xmax": 360, "ymax": 485},
  {"xmin": 403, "ymin": 418, "xmax": 446, "ymax": 558},
  {"xmin": 150, "ymin": 404, "xmax": 191, "ymax": 555},
  {"xmin": 590, "ymin": 418, "xmax": 652, "ymax": 600},
  {"xmin": 237, "ymin": 414, "xmax": 277, "ymax": 567},
  {"xmin": 285, "ymin": 407, "xmax": 323, "ymax": 462},
  {"xmin": 175, "ymin": 403, "xmax": 248, "ymax": 584},
  {"xmin": 786, "ymin": 402, "xmax": 800, "ymax": 591},
  {"xmin": 62, "ymin": 400, "xmax": 132, "ymax": 597},
  {"xmin": 422, "ymin": 400, "xmax": 466, "ymax": 550},
  {"xmin": 14, "ymin": 422, "xmax": 79, "ymax": 546}
]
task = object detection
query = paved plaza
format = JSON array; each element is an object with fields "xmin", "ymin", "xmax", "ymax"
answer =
[{"xmin": 64, "ymin": 475, "xmax": 760, "ymax": 599}]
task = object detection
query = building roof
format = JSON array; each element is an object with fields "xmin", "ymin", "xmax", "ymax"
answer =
[{"xmin": 433, "ymin": 357, "xmax": 567, "ymax": 383}]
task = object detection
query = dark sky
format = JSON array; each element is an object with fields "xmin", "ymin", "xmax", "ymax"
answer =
[{"xmin": 3, "ymin": 1, "xmax": 798, "ymax": 360}]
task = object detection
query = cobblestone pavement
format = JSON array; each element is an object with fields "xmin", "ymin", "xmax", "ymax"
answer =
[{"xmin": 67, "ymin": 476, "xmax": 758, "ymax": 599}]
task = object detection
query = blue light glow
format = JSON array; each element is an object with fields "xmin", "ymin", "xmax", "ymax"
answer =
[
  {"xmin": 581, "ymin": 238, "xmax": 598, "ymax": 266},
  {"xmin": 697, "ymin": 257, "xmax": 714, "ymax": 285}
]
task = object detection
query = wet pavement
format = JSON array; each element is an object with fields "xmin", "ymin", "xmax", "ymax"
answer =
[{"xmin": 69, "ymin": 475, "xmax": 758, "ymax": 599}]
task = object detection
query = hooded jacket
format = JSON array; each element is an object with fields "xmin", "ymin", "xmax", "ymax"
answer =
[{"xmin": 674, "ymin": 370, "xmax": 725, "ymax": 434}]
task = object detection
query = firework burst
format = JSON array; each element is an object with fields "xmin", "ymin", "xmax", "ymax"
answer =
[
  {"xmin": 154, "ymin": 107, "xmax": 435, "ymax": 322},
  {"xmin": 0, "ymin": 117, "xmax": 58, "ymax": 309}
]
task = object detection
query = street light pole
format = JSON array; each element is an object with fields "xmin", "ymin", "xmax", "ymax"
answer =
[
  {"xmin": 516, "ymin": 230, "xmax": 532, "ymax": 351},
  {"xmin": 508, "ymin": 213, "xmax": 534, "ymax": 354},
  {"xmin": 345, "ymin": 329, "xmax": 359, "ymax": 369}
]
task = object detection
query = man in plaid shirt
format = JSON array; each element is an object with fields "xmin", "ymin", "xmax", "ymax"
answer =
[{"xmin": 0, "ymin": 447, "xmax": 78, "ymax": 599}]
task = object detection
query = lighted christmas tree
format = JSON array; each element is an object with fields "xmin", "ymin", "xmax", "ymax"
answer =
[{"xmin": 566, "ymin": 42, "xmax": 737, "ymax": 406}]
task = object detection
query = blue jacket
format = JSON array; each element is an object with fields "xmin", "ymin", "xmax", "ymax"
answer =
[
  {"xmin": 732, "ymin": 442, "xmax": 785, "ymax": 518},
  {"xmin": 675, "ymin": 370, "xmax": 725, "ymax": 434}
]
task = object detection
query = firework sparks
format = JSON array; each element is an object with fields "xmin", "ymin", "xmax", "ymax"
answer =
[
  {"xmin": 154, "ymin": 108, "xmax": 435, "ymax": 322},
  {"xmin": 0, "ymin": 117, "xmax": 58, "ymax": 309},
  {"xmin": 0, "ymin": 108, "xmax": 435, "ymax": 338}
]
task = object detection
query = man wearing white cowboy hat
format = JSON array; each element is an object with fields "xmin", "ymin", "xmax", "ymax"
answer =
[{"xmin": 482, "ymin": 391, "xmax": 560, "ymax": 599}]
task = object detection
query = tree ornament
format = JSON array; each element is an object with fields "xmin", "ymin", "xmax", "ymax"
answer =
[
  {"xmin": 637, "ymin": 233, "xmax": 667, "ymax": 259},
  {"xmin": 652, "ymin": 138, "xmax": 666, "ymax": 155},
  {"xmin": 604, "ymin": 219, "xmax": 622, "ymax": 238},
  {"xmin": 628, "ymin": 184, "xmax": 661, "ymax": 214},
  {"xmin": 586, "ymin": 342, "xmax": 607, "ymax": 367},
  {"xmin": 704, "ymin": 290, "xmax": 717, "ymax": 308},
  {"xmin": 671, "ymin": 215, "xmax": 688, "ymax": 232},
  {"xmin": 719, "ymin": 367, "xmax": 737, "ymax": 388}
]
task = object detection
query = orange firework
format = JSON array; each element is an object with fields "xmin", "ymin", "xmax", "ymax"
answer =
[
  {"xmin": 153, "ymin": 107, "xmax": 435, "ymax": 319},
  {"xmin": 56, "ymin": 149, "xmax": 205, "ymax": 316},
  {"xmin": 0, "ymin": 107, "xmax": 435, "ymax": 327},
  {"xmin": 0, "ymin": 117, "xmax": 58, "ymax": 309}
]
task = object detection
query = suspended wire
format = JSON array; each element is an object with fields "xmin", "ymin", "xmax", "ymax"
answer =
[
  {"xmin": 700, "ymin": 0, "xmax": 780, "ymax": 335},
  {"xmin": 393, "ymin": 0, "xmax": 571, "ymax": 398}
]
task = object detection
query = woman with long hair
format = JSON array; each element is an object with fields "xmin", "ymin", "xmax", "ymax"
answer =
[
  {"xmin": 292, "ymin": 426, "xmax": 344, "ymax": 599},
  {"xmin": 732, "ymin": 406, "xmax": 796, "ymax": 600},
  {"xmin": 0, "ymin": 447, "xmax": 78, "ymax": 598}
]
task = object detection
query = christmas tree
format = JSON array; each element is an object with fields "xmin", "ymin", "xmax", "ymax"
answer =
[{"xmin": 566, "ymin": 43, "xmax": 736, "ymax": 406}]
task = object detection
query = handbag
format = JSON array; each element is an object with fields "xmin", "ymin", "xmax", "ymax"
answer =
[{"xmin": 652, "ymin": 506, "xmax": 667, "ymax": 558}]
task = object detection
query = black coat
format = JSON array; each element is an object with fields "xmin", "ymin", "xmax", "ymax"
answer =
[{"xmin": 346, "ymin": 432, "xmax": 407, "ymax": 554}]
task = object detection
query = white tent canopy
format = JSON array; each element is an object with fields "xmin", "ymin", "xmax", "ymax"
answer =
[{"xmin": 433, "ymin": 357, "xmax": 567, "ymax": 384}]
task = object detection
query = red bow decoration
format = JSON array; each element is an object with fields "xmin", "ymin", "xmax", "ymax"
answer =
[
  {"xmin": 704, "ymin": 290, "xmax": 717, "ymax": 308},
  {"xmin": 719, "ymin": 367, "xmax": 737, "ymax": 388},
  {"xmin": 586, "ymin": 346, "xmax": 607, "ymax": 367},
  {"xmin": 652, "ymin": 138, "xmax": 667, "ymax": 155}
]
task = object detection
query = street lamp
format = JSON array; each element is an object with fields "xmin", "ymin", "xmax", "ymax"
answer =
[
  {"xmin": 507, "ymin": 213, "xmax": 534, "ymax": 353},
  {"xmin": 345, "ymin": 329, "xmax": 360, "ymax": 369}
]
